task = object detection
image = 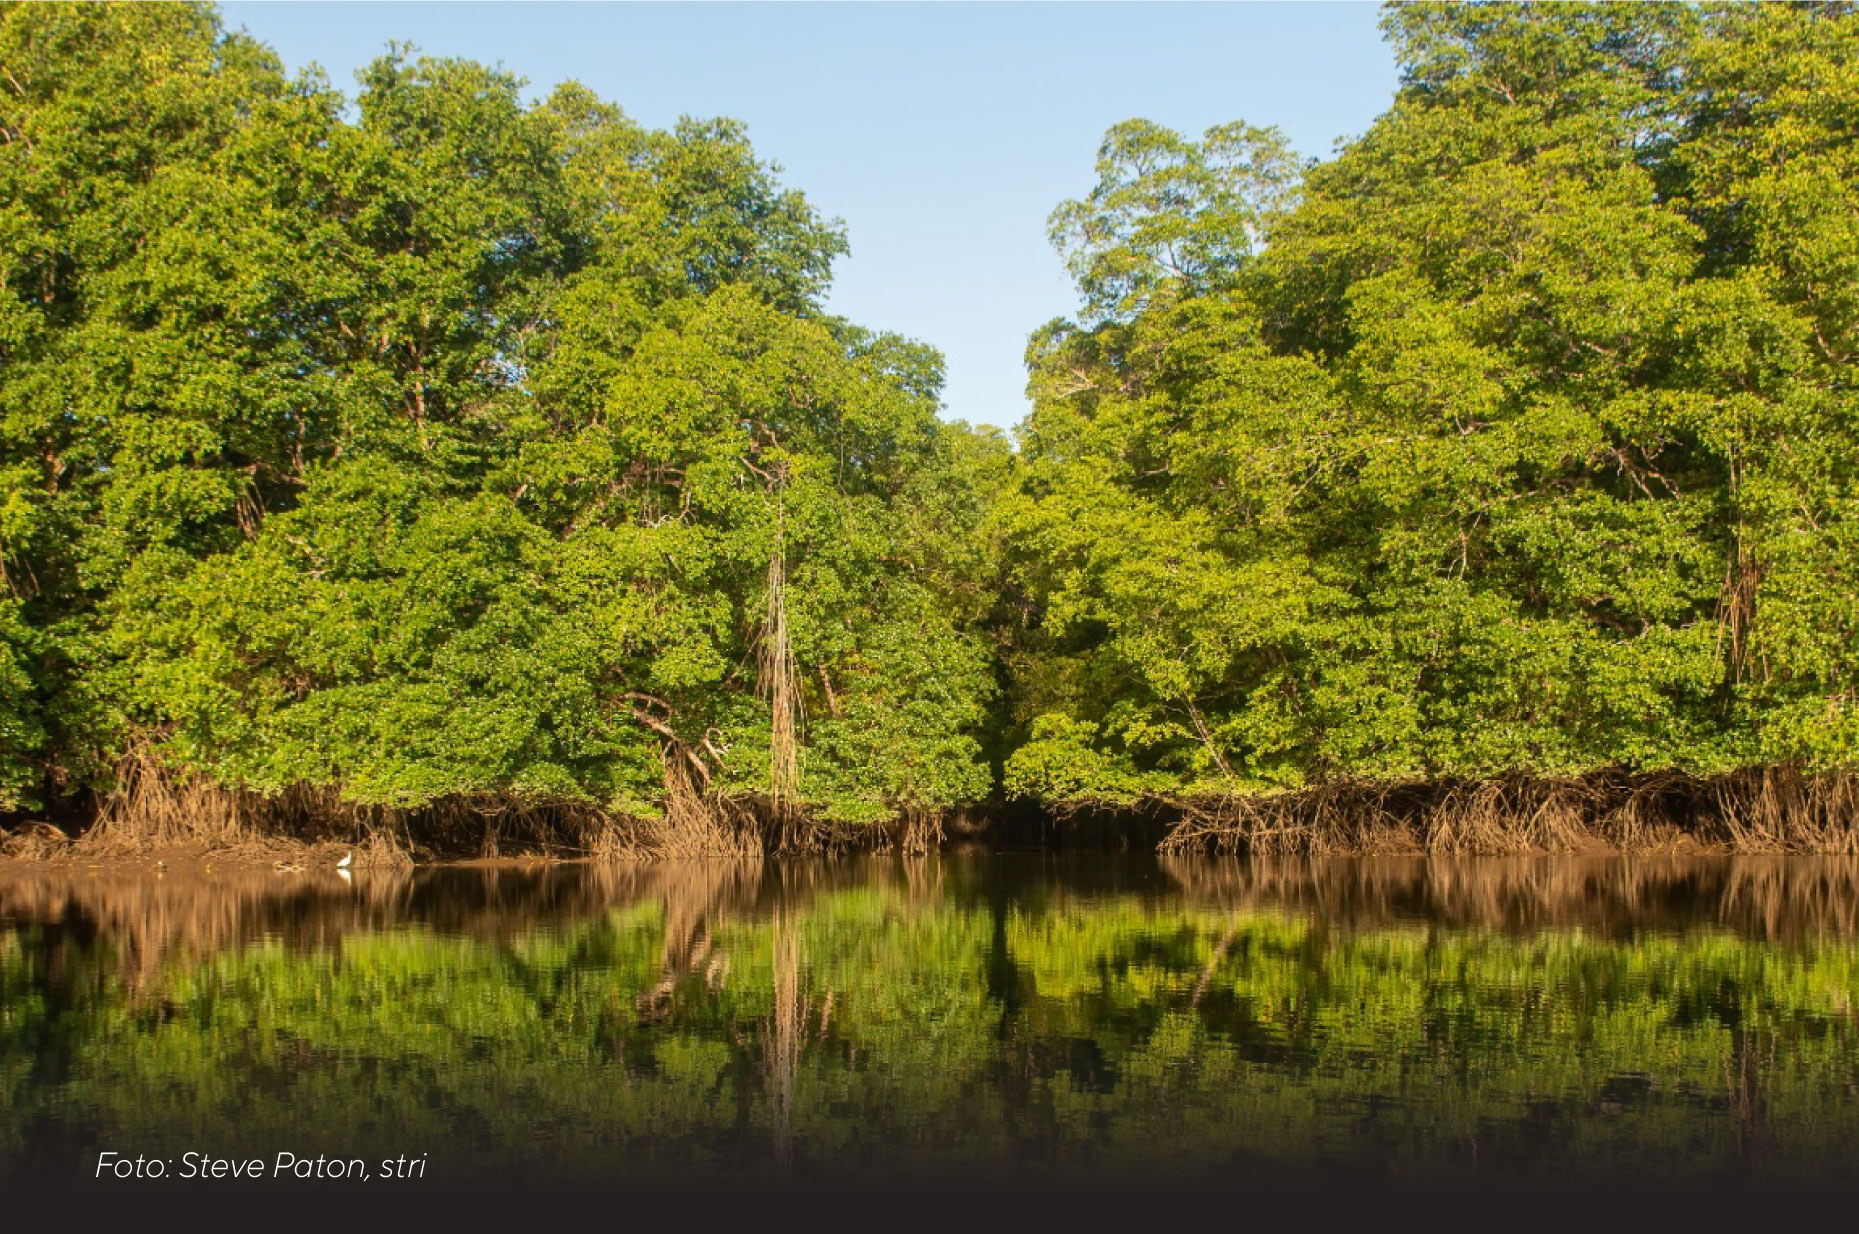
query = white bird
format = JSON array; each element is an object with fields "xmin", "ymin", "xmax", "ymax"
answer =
[{"xmin": 336, "ymin": 852, "xmax": 353, "ymax": 870}]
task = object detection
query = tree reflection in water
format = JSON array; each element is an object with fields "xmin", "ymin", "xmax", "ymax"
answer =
[{"xmin": 3, "ymin": 854, "xmax": 1858, "ymax": 1191}]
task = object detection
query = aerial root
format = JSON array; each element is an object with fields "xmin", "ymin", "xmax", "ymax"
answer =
[{"xmin": 1159, "ymin": 767, "xmax": 1859, "ymax": 856}]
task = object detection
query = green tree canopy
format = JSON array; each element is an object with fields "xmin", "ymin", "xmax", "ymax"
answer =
[
  {"xmin": 1004, "ymin": 1, "xmax": 1859, "ymax": 806},
  {"xmin": 5, "ymin": 1, "xmax": 1859, "ymax": 845},
  {"xmin": 0, "ymin": 1, "xmax": 995, "ymax": 828}
]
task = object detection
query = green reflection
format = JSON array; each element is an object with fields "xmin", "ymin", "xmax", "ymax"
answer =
[{"xmin": 3, "ymin": 858, "xmax": 1858, "ymax": 1188}]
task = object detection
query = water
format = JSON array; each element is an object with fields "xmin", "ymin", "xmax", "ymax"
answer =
[{"xmin": 4, "ymin": 854, "xmax": 1859, "ymax": 1199}]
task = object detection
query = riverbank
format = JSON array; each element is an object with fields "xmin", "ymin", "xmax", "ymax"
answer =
[
  {"xmin": 1155, "ymin": 766, "xmax": 1859, "ymax": 856},
  {"xmin": 4, "ymin": 763, "xmax": 1857, "ymax": 865}
]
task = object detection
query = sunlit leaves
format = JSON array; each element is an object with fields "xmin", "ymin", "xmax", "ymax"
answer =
[
  {"xmin": 1048, "ymin": 117, "xmax": 1304, "ymax": 323},
  {"xmin": 0, "ymin": 1, "xmax": 994, "ymax": 825},
  {"xmin": 1006, "ymin": 1, "xmax": 1859, "ymax": 804}
]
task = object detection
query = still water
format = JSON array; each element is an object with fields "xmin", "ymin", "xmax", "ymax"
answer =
[{"xmin": 4, "ymin": 854, "xmax": 1859, "ymax": 1194}]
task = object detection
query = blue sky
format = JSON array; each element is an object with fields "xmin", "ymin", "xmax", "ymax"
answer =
[{"xmin": 222, "ymin": 2, "xmax": 1399, "ymax": 430}]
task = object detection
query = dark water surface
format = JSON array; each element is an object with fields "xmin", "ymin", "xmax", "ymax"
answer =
[{"xmin": 5, "ymin": 854, "xmax": 1859, "ymax": 1200}]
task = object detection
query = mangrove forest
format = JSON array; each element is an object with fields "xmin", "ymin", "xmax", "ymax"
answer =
[{"xmin": 4, "ymin": 1, "xmax": 1859, "ymax": 858}]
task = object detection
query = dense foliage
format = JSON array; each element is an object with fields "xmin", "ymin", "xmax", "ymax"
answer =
[
  {"xmin": 0, "ymin": 2, "xmax": 999, "ymax": 825},
  {"xmin": 3, "ymin": 2, "xmax": 1859, "ymax": 841},
  {"xmin": 1003, "ymin": 2, "xmax": 1859, "ymax": 804}
]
